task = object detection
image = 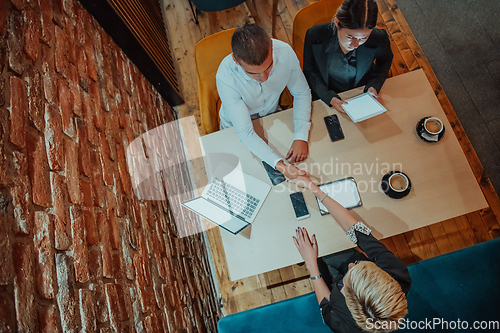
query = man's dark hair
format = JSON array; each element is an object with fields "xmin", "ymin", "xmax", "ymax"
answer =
[
  {"xmin": 231, "ymin": 24, "xmax": 271, "ymax": 66},
  {"xmin": 336, "ymin": 0, "xmax": 378, "ymax": 30}
]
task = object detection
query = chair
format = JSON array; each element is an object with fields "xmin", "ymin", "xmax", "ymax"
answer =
[
  {"xmin": 195, "ymin": 28, "xmax": 236, "ymax": 134},
  {"xmin": 189, "ymin": 0, "xmax": 247, "ymax": 24},
  {"xmin": 195, "ymin": 28, "xmax": 294, "ymax": 135},
  {"xmin": 292, "ymin": 0, "xmax": 344, "ymax": 68}
]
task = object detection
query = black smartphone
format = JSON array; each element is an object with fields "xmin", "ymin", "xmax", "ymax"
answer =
[
  {"xmin": 262, "ymin": 160, "xmax": 286, "ymax": 186},
  {"xmin": 290, "ymin": 192, "xmax": 310, "ymax": 220},
  {"xmin": 324, "ymin": 114, "xmax": 345, "ymax": 142}
]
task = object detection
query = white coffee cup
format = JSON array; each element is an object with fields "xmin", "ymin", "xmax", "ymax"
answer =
[
  {"xmin": 388, "ymin": 173, "xmax": 409, "ymax": 192},
  {"xmin": 423, "ymin": 117, "xmax": 443, "ymax": 136}
]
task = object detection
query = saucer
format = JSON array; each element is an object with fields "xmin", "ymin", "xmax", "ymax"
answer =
[
  {"xmin": 416, "ymin": 117, "xmax": 445, "ymax": 142},
  {"xmin": 381, "ymin": 171, "xmax": 411, "ymax": 199}
]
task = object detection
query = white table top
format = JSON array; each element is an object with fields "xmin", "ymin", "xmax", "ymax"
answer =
[{"xmin": 200, "ymin": 69, "xmax": 488, "ymax": 281}]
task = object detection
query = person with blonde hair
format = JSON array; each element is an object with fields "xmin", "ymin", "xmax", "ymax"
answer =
[{"xmin": 291, "ymin": 176, "xmax": 410, "ymax": 332}]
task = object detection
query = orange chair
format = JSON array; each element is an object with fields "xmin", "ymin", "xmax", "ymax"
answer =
[
  {"xmin": 195, "ymin": 28, "xmax": 236, "ymax": 134},
  {"xmin": 292, "ymin": 0, "xmax": 344, "ymax": 68},
  {"xmin": 195, "ymin": 28, "xmax": 294, "ymax": 134}
]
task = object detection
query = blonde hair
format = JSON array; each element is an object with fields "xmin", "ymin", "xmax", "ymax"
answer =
[{"xmin": 343, "ymin": 261, "xmax": 407, "ymax": 333}]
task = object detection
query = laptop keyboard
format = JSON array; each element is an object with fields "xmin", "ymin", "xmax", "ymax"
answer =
[{"xmin": 206, "ymin": 178, "xmax": 260, "ymax": 220}]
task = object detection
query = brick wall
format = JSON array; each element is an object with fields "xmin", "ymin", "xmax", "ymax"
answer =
[{"xmin": 0, "ymin": 0, "xmax": 221, "ymax": 332}]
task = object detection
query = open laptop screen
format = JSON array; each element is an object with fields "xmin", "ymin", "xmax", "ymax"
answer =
[{"xmin": 182, "ymin": 197, "xmax": 249, "ymax": 234}]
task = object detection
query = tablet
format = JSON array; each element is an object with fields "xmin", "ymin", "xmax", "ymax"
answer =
[{"xmin": 316, "ymin": 177, "xmax": 362, "ymax": 215}]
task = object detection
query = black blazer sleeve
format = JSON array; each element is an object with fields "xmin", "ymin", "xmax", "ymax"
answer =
[
  {"xmin": 360, "ymin": 29, "xmax": 393, "ymax": 94},
  {"xmin": 303, "ymin": 23, "xmax": 339, "ymax": 106}
]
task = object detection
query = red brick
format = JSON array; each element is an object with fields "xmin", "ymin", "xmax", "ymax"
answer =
[
  {"xmin": 44, "ymin": 103, "xmax": 64, "ymax": 171},
  {"xmin": 66, "ymin": 18, "xmax": 77, "ymax": 65},
  {"xmin": 74, "ymin": 4, "xmax": 85, "ymax": 45},
  {"xmin": 24, "ymin": 6, "xmax": 41, "ymax": 63},
  {"xmin": 49, "ymin": 172, "xmax": 71, "ymax": 250},
  {"xmin": 65, "ymin": 138, "xmax": 82, "ymax": 204},
  {"xmin": 89, "ymin": 81, "xmax": 104, "ymax": 130},
  {"xmin": 68, "ymin": 64, "xmax": 83, "ymax": 117},
  {"xmin": 105, "ymin": 283, "xmax": 122, "ymax": 332},
  {"xmin": 33, "ymin": 211, "xmax": 55, "ymax": 299},
  {"xmin": 11, "ymin": 0, "xmax": 25, "ymax": 10},
  {"xmin": 76, "ymin": 43, "xmax": 88, "ymax": 80},
  {"xmin": 97, "ymin": 212, "xmax": 113, "ymax": 278},
  {"xmin": 0, "ymin": 75, "xmax": 5, "ymax": 108},
  {"xmin": 99, "ymin": 146, "xmax": 114, "ymax": 187},
  {"xmin": 13, "ymin": 243, "xmax": 37, "ymax": 332},
  {"xmin": 82, "ymin": 91, "xmax": 98, "ymax": 146},
  {"xmin": 112, "ymin": 252, "xmax": 122, "ymax": 279},
  {"xmin": 62, "ymin": 0, "xmax": 74, "ymax": 18},
  {"xmin": 40, "ymin": 0, "xmax": 54, "ymax": 45},
  {"xmin": 105, "ymin": 118, "xmax": 117, "ymax": 163},
  {"xmin": 26, "ymin": 131, "xmax": 51, "ymax": 207},
  {"xmin": 133, "ymin": 254, "xmax": 149, "ymax": 313},
  {"xmin": 55, "ymin": 253, "xmax": 78, "ymax": 332},
  {"xmin": 9, "ymin": 76, "xmax": 27, "ymax": 149},
  {"xmin": 53, "ymin": 0, "xmax": 64, "ymax": 27},
  {"xmin": 7, "ymin": 8, "xmax": 25, "ymax": 74},
  {"xmin": 90, "ymin": 150, "xmax": 105, "ymax": 207},
  {"xmin": 115, "ymin": 283, "xmax": 130, "ymax": 321},
  {"xmin": 11, "ymin": 151, "xmax": 31, "ymax": 235},
  {"xmin": 42, "ymin": 45, "xmax": 57, "ymax": 104},
  {"xmin": 0, "ymin": 0, "xmax": 6, "ymax": 39},
  {"xmin": 0, "ymin": 214, "xmax": 12, "ymax": 285},
  {"xmin": 57, "ymin": 79, "xmax": 76, "ymax": 137},
  {"xmin": 0, "ymin": 126, "xmax": 6, "ymax": 189},
  {"xmin": 108, "ymin": 208, "xmax": 119, "ymax": 250},
  {"xmin": 0, "ymin": 296, "xmax": 14, "ymax": 332},
  {"xmin": 119, "ymin": 225, "xmax": 134, "ymax": 281},
  {"xmin": 127, "ymin": 216, "xmax": 138, "ymax": 250},
  {"xmin": 76, "ymin": 119, "xmax": 91, "ymax": 176},
  {"xmin": 70, "ymin": 205, "xmax": 89, "ymax": 282},
  {"xmin": 54, "ymin": 25, "xmax": 68, "ymax": 77},
  {"xmin": 84, "ymin": 208, "xmax": 98, "ymax": 246},
  {"xmin": 79, "ymin": 288, "xmax": 97, "ymax": 333},
  {"xmin": 85, "ymin": 37, "xmax": 97, "ymax": 81},
  {"xmin": 38, "ymin": 304, "xmax": 60, "ymax": 333},
  {"xmin": 25, "ymin": 69, "xmax": 44, "ymax": 131}
]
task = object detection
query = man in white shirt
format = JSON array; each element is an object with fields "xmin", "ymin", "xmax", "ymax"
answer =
[{"xmin": 216, "ymin": 24, "xmax": 312, "ymax": 179}]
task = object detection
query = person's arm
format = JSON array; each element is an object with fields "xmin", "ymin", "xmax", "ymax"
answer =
[
  {"xmin": 363, "ymin": 30, "xmax": 393, "ymax": 95},
  {"xmin": 302, "ymin": 26, "xmax": 339, "ymax": 106},
  {"xmin": 283, "ymin": 43, "xmax": 311, "ymax": 163},
  {"xmin": 293, "ymin": 227, "xmax": 331, "ymax": 304},
  {"xmin": 216, "ymin": 77, "xmax": 283, "ymax": 168}
]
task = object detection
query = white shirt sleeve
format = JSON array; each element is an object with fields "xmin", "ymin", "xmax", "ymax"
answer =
[
  {"xmin": 284, "ymin": 44, "xmax": 312, "ymax": 142},
  {"xmin": 216, "ymin": 76, "xmax": 283, "ymax": 167}
]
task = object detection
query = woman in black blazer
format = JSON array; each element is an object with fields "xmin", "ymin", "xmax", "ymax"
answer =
[{"xmin": 303, "ymin": 0, "xmax": 393, "ymax": 114}]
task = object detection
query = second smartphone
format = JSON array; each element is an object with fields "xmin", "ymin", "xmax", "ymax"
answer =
[
  {"xmin": 324, "ymin": 114, "xmax": 345, "ymax": 142},
  {"xmin": 290, "ymin": 191, "xmax": 310, "ymax": 220}
]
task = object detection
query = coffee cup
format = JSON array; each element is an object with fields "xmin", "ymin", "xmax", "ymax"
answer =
[
  {"xmin": 388, "ymin": 173, "xmax": 409, "ymax": 192},
  {"xmin": 423, "ymin": 117, "xmax": 443, "ymax": 136}
]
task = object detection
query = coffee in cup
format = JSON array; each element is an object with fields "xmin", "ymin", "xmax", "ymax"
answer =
[
  {"xmin": 423, "ymin": 117, "xmax": 443, "ymax": 136},
  {"xmin": 388, "ymin": 173, "xmax": 409, "ymax": 192}
]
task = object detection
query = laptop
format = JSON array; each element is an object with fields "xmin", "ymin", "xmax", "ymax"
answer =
[{"xmin": 182, "ymin": 161, "xmax": 271, "ymax": 234}]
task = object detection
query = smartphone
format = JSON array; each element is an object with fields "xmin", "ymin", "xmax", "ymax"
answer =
[
  {"xmin": 290, "ymin": 192, "xmax": 310, "ymax": 220},
  {"xmin": 324, "ymin": 114, "xmax": 345, "ymax": 142},
  {"xmin": 262, "ymin": 160, "xmax": 286, "ymax": 186}
]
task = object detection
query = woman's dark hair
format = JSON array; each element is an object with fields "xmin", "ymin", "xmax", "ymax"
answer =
[
  {"xmin": 231, "ymin": 24, "xmax": 271, "ymax": 66},
  {"xmin": 335, "ymin": 0, "xmax": 378, "ymax": 30}
]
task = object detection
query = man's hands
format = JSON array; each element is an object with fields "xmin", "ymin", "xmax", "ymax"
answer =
[
  {"xmin": 293, "ymin": 227, "xmax": 318, "ymax": 267},
  {"xmin": 367, "ymin": 86, "xmax": 379, "ymax": 98},
  {"xmin": 330, "ymin": 97, "xmax": 347, "ymax": 114},
  {"xmin": 275, "ymin": 161, "xmax": 309, "ymax": 180},
  {"xmin": 285, "ymin": 140, "xmax": 308, "ymax": 163}
]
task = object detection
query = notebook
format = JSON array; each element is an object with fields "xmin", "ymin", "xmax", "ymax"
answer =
[
  {"xmin": 316, "ymin": 177, "xmax": 362, "ymax": 215},
  {"xmin": 342, "ymin": 93, "xmax": 387, "ymax": 123},
  {"xmin": 182, "ymin": 161, "xmax": 271, "ymax": 234}
]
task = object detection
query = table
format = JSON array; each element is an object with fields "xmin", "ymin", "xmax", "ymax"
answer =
[{"xmin": 199, "ymin": 69, "xmax": 488, "ymax": 281}]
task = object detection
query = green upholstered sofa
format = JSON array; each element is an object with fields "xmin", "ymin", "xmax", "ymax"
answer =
[{"xmin": 218, "ymin": 237, "xmax": 500, "ymax": 333}]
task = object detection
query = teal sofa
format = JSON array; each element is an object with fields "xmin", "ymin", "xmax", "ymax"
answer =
[{"xmin": 218, "ymin": 237, "xmax": 500, "ymax": 333}]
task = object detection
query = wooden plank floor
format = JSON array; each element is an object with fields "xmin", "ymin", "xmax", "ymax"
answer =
[{"xmin": 161, "ymin": 0, "xmax": 500, "ymax": 315}]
